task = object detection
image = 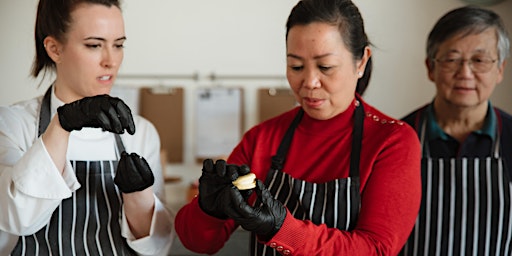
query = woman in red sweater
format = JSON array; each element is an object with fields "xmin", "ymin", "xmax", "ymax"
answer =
[{"xmin": 175, "ymin": 0, "xmax": 421, "ymax": 255}]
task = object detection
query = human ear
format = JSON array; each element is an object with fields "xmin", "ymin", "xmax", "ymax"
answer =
[
  {"xmin": 425, "ymin": 58, "xmax": 435, "ymax": 82},
  {"xmin": 43, "ymin": 36, "xmax": 62, "ymax": 63},
  {"xmin": 496, "ymin": 59, "xmax": 506, "ymax": 84},
  {"xmin": 356, "ymin": 46, "xmax": 372, "ymax": 75}
]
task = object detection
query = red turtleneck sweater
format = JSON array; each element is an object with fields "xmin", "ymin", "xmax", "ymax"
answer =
[{"xmin": 175, "ymin": 98, "xmax": 421, "ymax": 255}]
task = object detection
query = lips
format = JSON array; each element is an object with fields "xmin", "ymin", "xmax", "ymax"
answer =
[
  {"xmin": 453, "ymin": 86, "xmax": 475, "ymax": 91},
  {"xmin": 98, "ymin": 75, "xmax": 112, "ymax": 81},
  {"xmin": 303, "ymin": 97, "xmax": 324, "ymax": 107}
]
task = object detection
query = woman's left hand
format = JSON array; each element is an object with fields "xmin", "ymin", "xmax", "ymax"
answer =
[
  {"xmin": 114, "ymin": 151, "xmax": 155, "ymax": 193},
  {"xmin": 224, "ymin": 179, "xmax": 286, "ymax": 241}
]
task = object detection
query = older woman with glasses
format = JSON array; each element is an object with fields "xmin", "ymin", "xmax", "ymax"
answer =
[{"xmin": 400, "ymin": 5, "xmax": 511, "ymax": 256}]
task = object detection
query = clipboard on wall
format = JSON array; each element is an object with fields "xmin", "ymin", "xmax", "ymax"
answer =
[
  {"xmin": 195, "ymin": 87, "xmax": 244, "ymax": 163},
  {"xmin": 139, "ymin": 87, "xmax": 184, "ymax": 163},
  {"xmin": 258, "ymin": 87, "xmax": 297, "ymax": 123}
]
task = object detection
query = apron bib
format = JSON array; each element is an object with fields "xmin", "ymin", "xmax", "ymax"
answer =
[
  {"xmin": 11, "ymin": 87, "xmax": 135, "ymax": 255},
  {"xmin": 401, "ymin": 112, "xmax": 512, "ymax": 256},
  {"xmin": 251, "ymin": 101, "xmax": 364, "ymax": 256}
]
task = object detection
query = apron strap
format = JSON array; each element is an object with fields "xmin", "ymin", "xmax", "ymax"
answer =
[
  {"xmin": 350, "ymin": 100, "xmax": 364, "ymax": 177},
  {"xmin": 38, "ymin": 86, "xmax": 53, "ymax": 137},
  {"xmin": 114, "ymin": 133, "xmax": 126, "ymax": 156},
  {"xmin": 270, "ymin": 108, "xmax": 304, "ymax": 171}
]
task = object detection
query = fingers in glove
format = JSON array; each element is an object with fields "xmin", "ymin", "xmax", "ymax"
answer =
[
  {"xmin": 131, "ymin": 152, "xmax": 154, "ymax": 184},
  {"xmin": 214, "ymin": 159, "xmax": 227, "ymax": 177},
  {"xmin": 221, "ymin": 186, "xmax": 244, "ymax": 219},
  {"xmin": 226, "ymin": 164, "xmax": 240, "ymax": 181},
  {"xmin": 114, "ymin": 151, "xmax": 154, "ymax": 193},
  {"xmin": 94, "ymin": 107, "xmax": 118, "ymax": 133},
  {"xmin": 239, "ymin": 165, "xmax": 251, "ymax": 176},
  {"xmin": 255, "ymin": 179, "xmax": 274, "ymax": 206},
  {"xmin": 223, "ymin": 185, "xmax": 254, "ymax": 219},
  {"xmin": 114, "ymin": 100, "xmax": 136, "ymax": 135},
  {"xmin": 100, "ymin": 98, "xmax": 134, "ymax": 134},
  {"xmin": 105, "ymin": 104, "xmax": 124, "ymax": 133},
  {"xmin": 202, "ymin": 159, "xmax": 215, "ymax": 174}
]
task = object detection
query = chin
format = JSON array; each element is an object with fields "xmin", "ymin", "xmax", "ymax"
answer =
[
  {"xmin": 95, "ymin": 87, "xmax": 113, "ymax": 95},
  {"xmin": 304, "ymin": 108, "xmax": 332, "ymax": 121}
]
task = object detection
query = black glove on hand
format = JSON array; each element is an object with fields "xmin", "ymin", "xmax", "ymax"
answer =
[
  {"xmin": 57, "ymin": 94, "xmax": 136, "ymax": 134},
  {"xmin": 198, "ymin": 159, "xmax": 240, "ymax": 219},
  {"xmin": 224, "ymin": 179, "xmax": 286, "ymax": 241},
  {"xmin": 114, "ymin": 151, "xmax": 155, "ymax": 193}
]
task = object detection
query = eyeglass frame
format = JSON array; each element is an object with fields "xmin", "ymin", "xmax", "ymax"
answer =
[{"xmin": 433, "ymin": 56, "xmax": 498, "ymax": 73}]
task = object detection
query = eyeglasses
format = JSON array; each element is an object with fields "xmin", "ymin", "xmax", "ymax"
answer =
[{"xmin": 434, "ymin": 56, "xmax": 498, "ymax": 73}]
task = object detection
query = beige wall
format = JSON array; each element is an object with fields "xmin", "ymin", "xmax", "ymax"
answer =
[{"xmin": 0, "ymin": 0, "xmax": 511, "ymax": 164}]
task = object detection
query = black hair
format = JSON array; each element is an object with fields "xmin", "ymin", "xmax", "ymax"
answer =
[{"xmin": 286, "ymin": 0, "xmax": 372, "ymax": 95}]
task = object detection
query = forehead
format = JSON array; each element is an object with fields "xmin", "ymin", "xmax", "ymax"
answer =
[
  {"xmin": 68, "ymin": 3, "xmax": 125, "ymax": 38},
  {"xmin": 436, "ymin": 28, "xmax": 498, "ymax": 56},
  {"xmin": 286, "ymin": 22, "xmax": 348, "ymax": 55}
]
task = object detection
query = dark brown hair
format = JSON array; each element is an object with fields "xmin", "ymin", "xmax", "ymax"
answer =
[{"xmin": 32, "ymin": 0, "xmax": 122, "ymax": 79}]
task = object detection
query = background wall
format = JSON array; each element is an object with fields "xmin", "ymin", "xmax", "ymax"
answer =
[{"xmin": 1, "ymin": 0, "xmax": 511, "ymax": 206}]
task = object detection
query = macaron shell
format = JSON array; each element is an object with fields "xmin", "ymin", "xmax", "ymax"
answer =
[{"xmin": 232, "ymin": 173, "xmax": 256, "ymax": 190}]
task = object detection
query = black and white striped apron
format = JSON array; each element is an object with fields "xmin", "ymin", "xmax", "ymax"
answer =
[
  {"xmin": 401, "ymin": 113, "xmax": 512, "ymax": 256},
  {"xmin": 251, "ymin": 102, "xmax": 364, "ymax": 256},
  {"xmin": 11, "ymin": 87, "xmax": 135, "ymax": 255}
]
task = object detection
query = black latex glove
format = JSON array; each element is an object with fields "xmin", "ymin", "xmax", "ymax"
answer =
[
  {"xmin": 198, "ymin": 159, "xmax": 241, "ymax": 219},
  {"xmin": 224, "ymin": 179, "xmax": 286, "ymax": 241},
  {"xmin": 114, "ymin": 151, "xmax": 155, "ymax": 193},
  {"xmin": 57, "ymin": 94, "xmax": 136, "ymax": 134}
]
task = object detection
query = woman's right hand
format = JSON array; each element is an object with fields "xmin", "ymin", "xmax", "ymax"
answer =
[
  {"xmin": 198, "ymin": 159, "xmax": 240, "ymax": 219},
  {"xmin": 57, "ymin": 95, "xmax": 135, "ymax": 134}
]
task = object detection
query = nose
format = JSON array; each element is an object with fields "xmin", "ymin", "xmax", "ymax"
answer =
[
  {"xmin": 455, "ymin": 59, "xmax": 474, "ymax": 76},
  {"xmin": 302, "ymin": 69, "xmax": 321, "ymax": 89},
  {"xmin": 101, "ymin": 49, "xmax": 117, "ymax": 69}
]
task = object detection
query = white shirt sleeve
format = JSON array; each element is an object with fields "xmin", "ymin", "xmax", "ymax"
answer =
[
  {"xmin": 0, "ymin": 98, "xmax": 80, "ymax": 238},
  {"xmin": 121, "ymin": 195, "xmax": 175, "ymax": 256}
]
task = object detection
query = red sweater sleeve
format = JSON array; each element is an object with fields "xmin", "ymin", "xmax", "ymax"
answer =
[{"xmin": 174, "ymin": 197, "xmax": 238, "ymax": 254}]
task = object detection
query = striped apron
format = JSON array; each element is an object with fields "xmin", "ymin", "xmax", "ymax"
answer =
[
  {"xmin": 11, "ymin": 87, "xmax": 135, "ymax": 255},
  {"xmin": 401, "ymin": 113, "xmax": 512, "ymax": 256},
  {"xmin": 251, "ymin": 102, "xmax": 364, "ymax": 256}
]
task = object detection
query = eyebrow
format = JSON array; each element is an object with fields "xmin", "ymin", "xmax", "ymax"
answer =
[
  {"xmin": 287, "ymin": 53, "xmax": 333, "ymax": 60},
  {"xmin": 443, "ymin": 49, "xmax": 489, "ymax": 55},
  {"xmin": 84, "ymin": 36, "xmax": 127, "ymax": 42}
]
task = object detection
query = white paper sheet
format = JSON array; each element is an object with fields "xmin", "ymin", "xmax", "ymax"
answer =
[{"xmin": 195, "ymin": 87, "xmax": 242, "ymax": 159}]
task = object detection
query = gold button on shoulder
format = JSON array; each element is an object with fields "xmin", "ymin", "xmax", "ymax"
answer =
[
  {"xmin": 269, "ymin": 242, "xmax": 277, "ymax": 248},
  {"xmin": 283, "ymin": 249, "xmax": 291, "ymax": 255},
  {"xmin": 276, "ymin": 246, "xmax": 284, "ymax": 252}
]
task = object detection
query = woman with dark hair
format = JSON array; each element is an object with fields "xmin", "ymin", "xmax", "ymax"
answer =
[
  {"xmin": 0, "ymin": 0, "xmax": 173, "ymax": 255},
  {"xmin": 175, "ymin": 0, "xmax": 421, "ymax": 255}
]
